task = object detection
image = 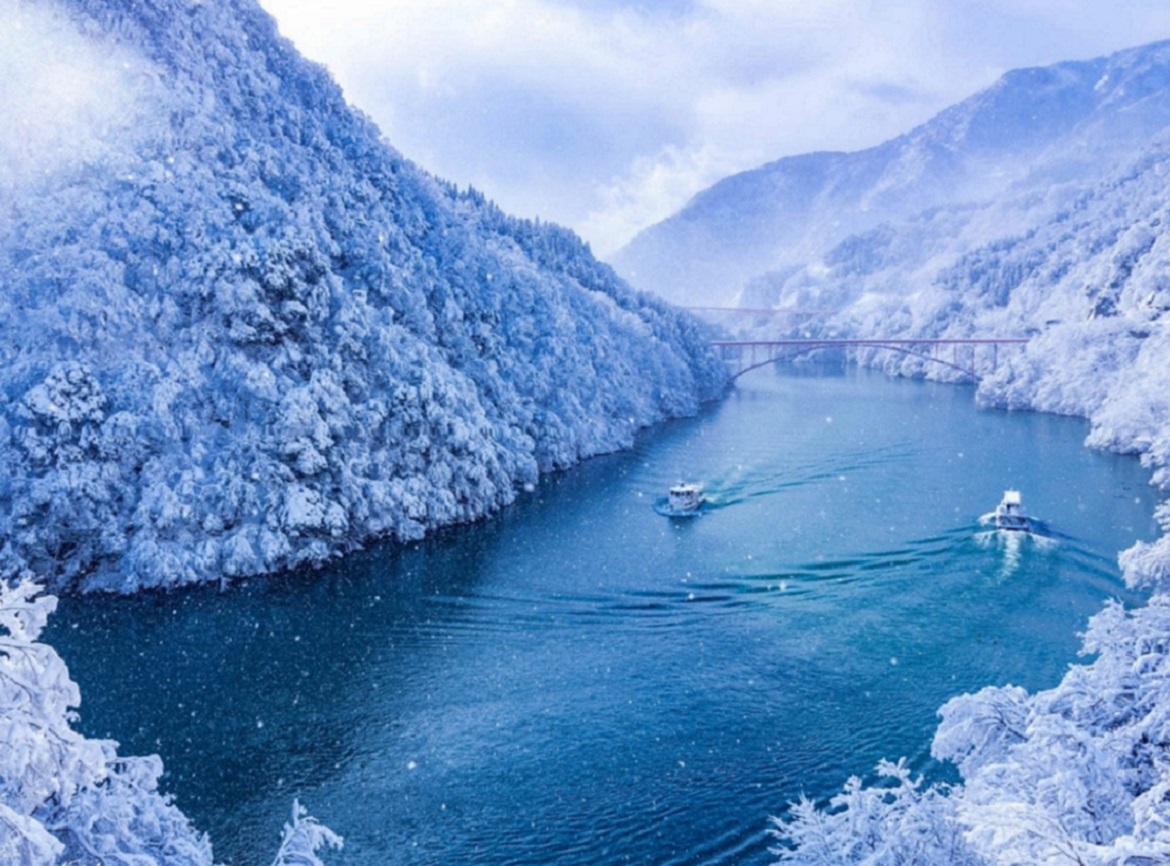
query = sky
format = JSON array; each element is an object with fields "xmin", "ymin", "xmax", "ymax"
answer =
[{"xmin": 258, "ymin": 0, "xmax": 1170, "ymax": 258}]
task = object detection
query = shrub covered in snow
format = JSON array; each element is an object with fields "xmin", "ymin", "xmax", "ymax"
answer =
[{"xmin": 773, "ymin": 596, "xmax": 1170, "ymax": 864}]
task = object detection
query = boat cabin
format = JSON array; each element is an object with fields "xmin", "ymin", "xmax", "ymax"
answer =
[
  {"xmin": 994, "ymin": 489, "xmax": 1029, "ymax": 531},
  {"xmin": 667, "ymin": 483, "xmax": 704, "ymax": 513}
]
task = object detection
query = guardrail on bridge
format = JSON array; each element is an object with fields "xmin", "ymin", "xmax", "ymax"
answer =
[{"xmin": 712, "ymin": 337, "xmax": 1030, "ymax": 381}]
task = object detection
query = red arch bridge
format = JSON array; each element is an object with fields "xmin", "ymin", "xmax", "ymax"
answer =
[{"xmin": 712, "ymin": 338, "xmax": 1030, "ymax": 381}]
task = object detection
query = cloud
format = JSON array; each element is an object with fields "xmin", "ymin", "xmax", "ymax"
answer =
[
  {"xmin": 261, "ymin": 1, "xmax": 697, "ymax": 237},
  {"xmin": 578, "ymin": 142, "xmax": 729, "ymax": 255},
  {"xmin": 259, "ymin": 0, "xmax": 1170, "ymax": 257}
]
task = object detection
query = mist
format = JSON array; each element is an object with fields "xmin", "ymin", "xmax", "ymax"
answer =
[{"xmin": 0, "ymin": 0, "xmax": 154, "ymax": 192}]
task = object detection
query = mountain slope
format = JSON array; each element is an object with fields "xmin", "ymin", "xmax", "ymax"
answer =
[
  {"xmin": 835, "ymin": 138, "xmax": 1170, "ymax": 455},
  {"xmin": 611, "ymin": 39, "xmax": 1170, "ymax": 306},
  {"xmin": 0, "ymin": 0, "xmax": 726, "ymax": 593}
]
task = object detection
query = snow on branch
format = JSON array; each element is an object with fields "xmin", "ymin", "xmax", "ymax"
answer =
[{"xmin": 270, "ymin": 800, "xmax": 344, "ymax": 866}]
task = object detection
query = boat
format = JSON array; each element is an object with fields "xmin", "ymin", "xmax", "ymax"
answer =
[
  {"xmin": 665, "ymin": 482, "xmax": 704, "ymax": 515},
  {"xmin": 993, "ymin": 489, "xmax": 1029, "ymax": 531}
]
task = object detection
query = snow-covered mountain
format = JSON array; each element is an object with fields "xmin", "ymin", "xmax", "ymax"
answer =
[
  {"xmin": 611, "ymin": 39, "xmax": 1170, "ymax": 307},
  {"xmin": 0, "ymin": 0, "xmax": 726, "ymax": 593}
]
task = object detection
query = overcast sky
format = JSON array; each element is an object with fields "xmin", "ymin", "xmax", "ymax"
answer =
[{"xmin": 258, "ymin": 1, "xmax": 1170, "ymax": 257}]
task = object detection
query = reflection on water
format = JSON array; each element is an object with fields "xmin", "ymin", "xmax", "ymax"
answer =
[{"xmin": 47, "ymin": 367, "xmax": 1160, "ymax": 866}]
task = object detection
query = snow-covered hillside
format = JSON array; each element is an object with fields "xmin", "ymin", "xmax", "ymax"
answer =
[
  {"xmin": 0, "ymin": 0, "xmax": 726, "ymax": 593},
  {"xmin": 611, "ymin": 39, "xmax": 1170, "ymax": 307}
]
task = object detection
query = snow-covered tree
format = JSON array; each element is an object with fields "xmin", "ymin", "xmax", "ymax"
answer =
[
  {"xmin": 269, "ymin": 802, "xmax": 343, "ymax": 866},
  {"xmin": 0, "ymin": 577, "xmax": 339, "ymax": 864},
  {"xmin": 0, "ymin": 578, "xmax": 209, "ymax": 862},
  {"xmin": 771, "ymin": 760, "xmax": 981, "ymax": 865}
]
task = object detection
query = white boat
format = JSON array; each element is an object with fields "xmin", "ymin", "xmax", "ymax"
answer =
[
  {"xmin": 665, "ymin": 483, "xmax": 704, "ymax": 515},
  {"xmin": 994, "ymin": 489, "xmax": 1029, "ymax": 532}
]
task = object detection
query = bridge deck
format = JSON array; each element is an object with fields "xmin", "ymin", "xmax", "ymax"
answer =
[{"xmin": 713, "ymin": 337, "xmax": 1029, "ymax": 381}]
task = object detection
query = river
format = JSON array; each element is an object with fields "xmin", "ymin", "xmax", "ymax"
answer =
[{"xmin": 47, "ymin": 366, "xmax": 1160, "ymax": 865}]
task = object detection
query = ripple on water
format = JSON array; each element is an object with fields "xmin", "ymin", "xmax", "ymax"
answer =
[{"xmin": 674, "ymin": 440, "xmax": 920, "ymax": 512}]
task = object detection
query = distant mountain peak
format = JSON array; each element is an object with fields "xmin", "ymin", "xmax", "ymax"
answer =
[{"xmin": 610, "ymin": 37, "xmax": 1170, "ymax": 306}]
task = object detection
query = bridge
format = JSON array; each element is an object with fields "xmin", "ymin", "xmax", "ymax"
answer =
[{"xmin": 712, "ymin": 338, "xmax": 1030, "ymax": 381}]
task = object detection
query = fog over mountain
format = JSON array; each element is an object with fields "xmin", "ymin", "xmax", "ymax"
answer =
[
  {"xmin": 611, "ymin": 39, "xmax": 1170, "ymax": 309},
  {"xmin": 0, "ymin": 0, "xmax": 725, "ymax": 594}
]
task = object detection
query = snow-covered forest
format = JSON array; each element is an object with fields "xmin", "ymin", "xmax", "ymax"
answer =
[
  {"xmin": 0, "ymin": 0, "xmax": 726, "ymax": 595},
  {"xmin": 641, "ymin": 39, "xmax": 1170, "ymax": 865}
]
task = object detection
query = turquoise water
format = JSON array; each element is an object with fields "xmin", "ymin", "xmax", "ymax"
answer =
[{"xmin": 48, "ymin": 367, "xmax": 1159, "ymax": 865}]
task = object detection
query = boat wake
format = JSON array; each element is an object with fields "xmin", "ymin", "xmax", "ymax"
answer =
[{"xmin": 974, "ymin": 522, "xmax": 1058, "ymax": 577}]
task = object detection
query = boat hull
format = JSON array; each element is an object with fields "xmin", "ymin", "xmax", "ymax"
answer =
[{"xmin": 995, "ymin": 516, "xmax": 1030, "ymax": 532}]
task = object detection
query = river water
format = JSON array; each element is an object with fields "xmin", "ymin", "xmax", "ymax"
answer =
[{"xmin": 48, "ymin": 367, "xmax": 1160, "ymax": 865}]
